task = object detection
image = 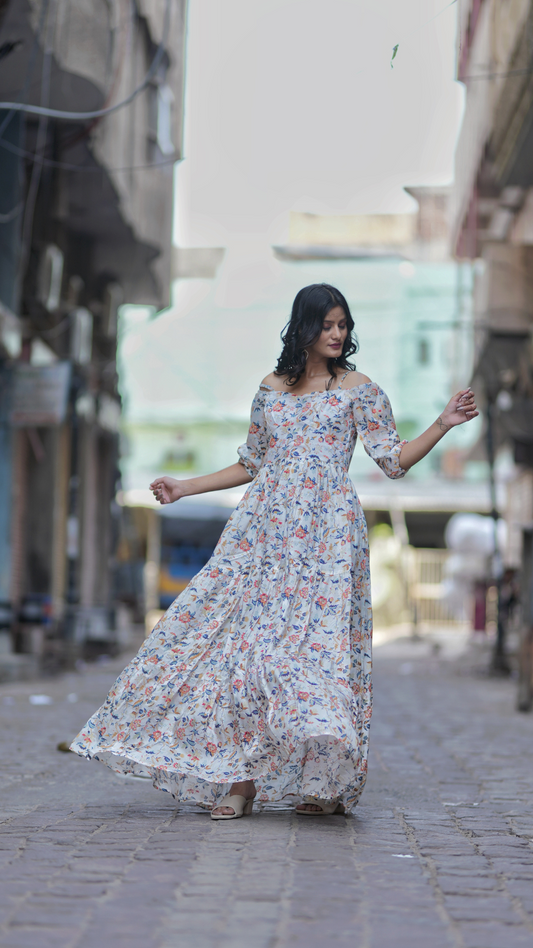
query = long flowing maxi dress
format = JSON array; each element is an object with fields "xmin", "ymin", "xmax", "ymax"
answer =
[{"xmin": 71, "ymin": 380, "xmax": 407, "ymax": 813}]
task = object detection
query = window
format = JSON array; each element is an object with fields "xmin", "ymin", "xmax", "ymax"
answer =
[{"xmin": 418, "ymin": 338, "xmax": 430, "ymax": 365}]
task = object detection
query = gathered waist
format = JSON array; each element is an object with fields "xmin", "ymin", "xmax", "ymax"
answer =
[{"xmin": 258, "ymin": 450, "xmax": 355, "ymax": 484}]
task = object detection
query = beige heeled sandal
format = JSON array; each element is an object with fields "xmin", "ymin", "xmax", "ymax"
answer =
[
  {"xmin": 296, "ymin": 796, "xmax": 345, "ymax": 815},
  {"xmin": 211, "ymin": 794, "xmax": 254, "ymax": 820}
]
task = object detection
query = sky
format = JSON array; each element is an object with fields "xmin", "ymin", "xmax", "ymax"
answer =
[{"xmin": 173, "ymin": 0, "xmax": 464, "ymax": 251}]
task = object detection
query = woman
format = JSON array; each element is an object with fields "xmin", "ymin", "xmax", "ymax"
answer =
[{"xmin": 71, "ymin": 284, "xmax": 478, "ymax": 819}]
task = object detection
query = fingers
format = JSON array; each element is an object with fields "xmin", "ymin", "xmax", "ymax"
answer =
[
  {"xmin": 150, "ymin": 479, "xmax": 167, "ymax": 503},
  {"xmin": 457, "ymin": 389, "xmax": 476, "ymax": 413},
  {"xmin": 150, "ymin": 476, "xmax": 168, "ymax": 504}
]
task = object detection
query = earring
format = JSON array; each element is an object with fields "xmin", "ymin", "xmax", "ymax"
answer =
[{"xmin": 303, "ymin": 349, "xmax": 309, "ymax": 361}]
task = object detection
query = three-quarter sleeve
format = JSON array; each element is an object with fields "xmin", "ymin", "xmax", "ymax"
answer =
[
  {"xmin": 353, "ymin": 383, "xmax": 408, "ymax": 479},
  {"xmin": 237, "ymin": 388, "xmax": 269, "ymax": 478}
]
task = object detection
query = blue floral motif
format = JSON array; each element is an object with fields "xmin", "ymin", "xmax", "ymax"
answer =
[{"xmin": 71, "ymin": 382, "xmax": 407, "ymax": 812}]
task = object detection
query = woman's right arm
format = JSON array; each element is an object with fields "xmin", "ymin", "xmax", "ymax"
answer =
[
  {"xmin": 150, "ymin": 463, "xmax": 252, "ymax": 505},
  {"xmin": 150, "ymin": 385, "xmax": 270, "ymax": 505}
]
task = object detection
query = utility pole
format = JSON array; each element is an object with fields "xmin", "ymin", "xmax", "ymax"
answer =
[{"xmin": 486, "ymin": 398, "xmax": 510, "ymax": 675}]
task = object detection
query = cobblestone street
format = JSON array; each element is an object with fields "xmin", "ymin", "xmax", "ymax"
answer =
[{"xmin": 1, "ymin": 633, "xmax": 533, "ymax": 948}]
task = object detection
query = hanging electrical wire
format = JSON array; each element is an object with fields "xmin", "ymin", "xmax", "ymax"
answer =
[
  {"xmin": 57, "ymin": 0, "xmax": 131, "ymax": 155},
  {"xmin": 0, "ymin": 0, "xmax": 171, "ymax": 122},
  {"xmin": 0, "ymin": 133, "xmax": 180, "ymax": 172}
]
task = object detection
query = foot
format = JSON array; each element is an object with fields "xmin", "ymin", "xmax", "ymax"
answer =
[
  {"xmin": 212, "ymin": 780, "xmax": 256, "ymax": 817},
  {"xmin": 295, "ymin": 798, "xmax": 345, "ymax": 814}
]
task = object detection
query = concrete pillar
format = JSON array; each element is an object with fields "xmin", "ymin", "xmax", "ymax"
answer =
[
  {"xmin": 0, "ymin": 398, "xmax": 12, "ymax": 606},
  {"xmin": 80, "ymin": 424, "xmax": 98, "ymax": 608},
  {"xmin": 10, "ymin": 429, "xmax": 28, "ymax": 611},
  {"xmin": 51, "ymin": 423, "xmax": 71, "ymax": 623}
]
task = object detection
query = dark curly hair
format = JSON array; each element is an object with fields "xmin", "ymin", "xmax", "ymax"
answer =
[{"xmin": 274, "ymin": 283, "xmax": 358, "ymax": 387}]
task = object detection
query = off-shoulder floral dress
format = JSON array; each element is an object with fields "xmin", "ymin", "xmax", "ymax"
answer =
[{"xmin": 71, "ymin": 380, "xmax": 406, "ymax": 813}]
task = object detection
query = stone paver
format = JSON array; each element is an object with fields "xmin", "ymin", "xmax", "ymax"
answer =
[{"xmin": 0, "ymin": 634, "xmax": 532, "ymax": 948}]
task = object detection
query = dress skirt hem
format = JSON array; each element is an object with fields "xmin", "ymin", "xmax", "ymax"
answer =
[{"xmin": 70, "ymin": 729, "xmax": 367, "ymax": 814}]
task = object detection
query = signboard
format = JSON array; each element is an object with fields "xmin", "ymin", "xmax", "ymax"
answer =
[{"xmin": 10, "ymin": 362, "xmax": 71, "ymax": 427}]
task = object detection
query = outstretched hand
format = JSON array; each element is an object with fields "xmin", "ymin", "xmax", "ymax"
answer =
[
  {"xmin": 437, "ymin": 389, "xmax": 479, "ymax": 431},
  {"xmin": 149, "ymin": 476, "xmax": 187, "ymax": 505}
]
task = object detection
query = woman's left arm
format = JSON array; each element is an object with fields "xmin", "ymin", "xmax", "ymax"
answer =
[{"xmin": 399, "ymin": 388, "xmax": 479, "ymax": 472}]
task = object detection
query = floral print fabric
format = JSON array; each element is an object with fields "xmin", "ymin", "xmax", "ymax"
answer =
[{"xmin": 71, "ymin": 382, "xmax": 406, "ymax": 813}]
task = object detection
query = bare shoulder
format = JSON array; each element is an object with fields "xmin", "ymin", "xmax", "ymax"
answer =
[
  {"xmin": 341, "ymin": 370, "xmax": 372, "ymax": 389},
  {"xmin": 260, "ymin": 371, "xmax": 282, "ymax": 388}
]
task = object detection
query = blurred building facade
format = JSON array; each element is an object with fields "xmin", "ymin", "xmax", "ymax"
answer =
[
  {"xmin": 0, "ymin": 0, "xmax": 187, "ymax": 676},
  {"xmin": 452, "ymin": 0, "xmax": 533, "ymax": 699}
]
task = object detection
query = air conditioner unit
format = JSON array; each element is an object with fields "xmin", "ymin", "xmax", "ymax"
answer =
[
  {"xmin": 70, "ymin": 308, "xmax": 93, "ymax": 365},
  {"xmin": 37, "ymin": 244, "xmax": 64, "ymax": 312}
]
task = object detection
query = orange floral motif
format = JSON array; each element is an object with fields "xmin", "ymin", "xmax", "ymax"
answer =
[
  {"xmin": 316, "ymin": 596, "xmax": 327, "ymax": 608},
  {"xmin": 294, "ymin": 527, "xmax": 306, "ymax": 539},
  {"xmin": 206, "ymin": 742, "xmax": 217, "ymax": 755}
]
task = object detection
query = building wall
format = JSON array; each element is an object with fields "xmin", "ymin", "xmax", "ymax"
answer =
[
  {"xmin": 0, "ymin": 0, "xmax": 187, "ymax": 668},
  {"xmin": 452, "ymin": 1, "xmax": 533, "ymax": 688}
]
